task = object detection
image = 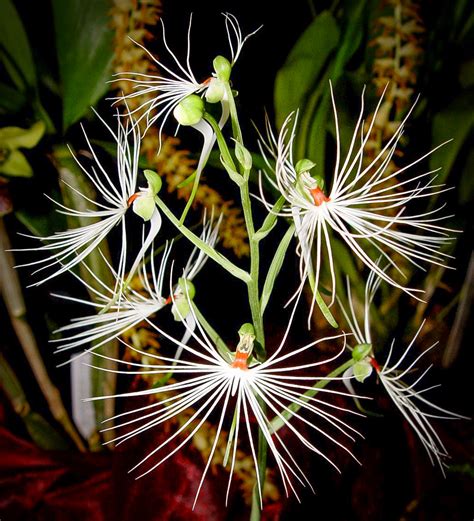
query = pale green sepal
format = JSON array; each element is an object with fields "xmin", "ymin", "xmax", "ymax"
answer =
[
  {"xmin": 132, "ymin": 194, "xmax": 155, "ymax": 221},
  {"xmin": 178, "ymin": 277, "xmax": 195, "ymax": 299},
  {"xmin": 173, "ymin": 94, "xmax": 205, "ymax": 126},
  {"xmin": 144, "ymin": 169, "xmax": 162, "ymax": 194},
  {"xmin": 171, "ymin": 295, "xmax": 191, "ymax": 322},
  {"xmin": 353, "ymin": 360, "xmax": 373, "ymax": 383},
  {"xmin": 205, "ymin": 77, "xmax": 226, "ymax": 103},
  {"xmin": 238, "ymin": 323, "xmax": 255, "ymax": 337},
  {"xmin": 295, "ymin": 158, "xmax": 316, "ymax": 175}
]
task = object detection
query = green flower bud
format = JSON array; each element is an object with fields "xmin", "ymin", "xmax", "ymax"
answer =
[
  {"xmin": 132, "ymin": 170, "xmax": 162, "ymax": 221},
  {"xmin": 171, "ymin": 294, "xmax": 190, "ymax": 322},
  {"xmin": 205, "ymin": 77, "xmax": 226, "ymax": 103},
  {"xmin": 352, "ymin": 343, "xmax": 372, "ymax": 362},
  {"xmin": 295, "ymin": 158, "xmax": 316, "ymax": 176},
  {"xmin": 235, "ymin": 141, "xmax": 252, "ymax": 170},
  {"xmin": 177, "ymin": 277, "xmax": 196, "ymax": 300},
  {"xmin": 353, "ymin": 360, "xmax": 373, "ymax": 383},
  {"xmin": 213, "ymin": 55, "xmax": 231, "ymax": 82},
  {"xmin": 173, "ymin": 95, "xmax": 205, "ymax": 126},
  {"xmin": 171, "ymin": 279, "xmax": 196, "ymax": 322}
]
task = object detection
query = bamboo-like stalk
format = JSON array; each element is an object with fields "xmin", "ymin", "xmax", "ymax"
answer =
[
  {"xmin": 53, "ymin": 145, "xmax": 118, "ymax": 445},
  {"xmin": 0, "ymin": 352, "xmax": 70, "ymax": 450},
  {"xmin": 0, "ymin": 217, "xmax": 86, "ymax": 451}
]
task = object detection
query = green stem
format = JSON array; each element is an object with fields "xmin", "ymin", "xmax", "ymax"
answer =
[
  {"xmin": 203, "ymin": 112, "xmax": 239, "ymax": 176},
  {"xmin": 270, "ymin": 358, "xmax": 354, "ymax": 432},
  {"xmin": 155, "ymin": 196, "xmax": 250, "ymax": 283},
  {"xmin": 241, "ymin": 181, "xmax": 264, "ymax": 344},
  {"xmin": 224, "ymin": 86, "xmax": 268, "ymax": 519},
  {"xmin": 225, "ymin": 83, "xmax": 243, "ymax": 145}
]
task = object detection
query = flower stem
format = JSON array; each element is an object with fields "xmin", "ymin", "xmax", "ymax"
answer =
[
  {"xmin": 224, "ymin": 86, "xmax": 268, "ymax": 519},
  {"xmin": 155, "ymin": 196, "xmax": 251, "ymax": 283}
]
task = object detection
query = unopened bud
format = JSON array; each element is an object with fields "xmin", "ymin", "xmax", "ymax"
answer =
[
  {"xmin": 235, "ymin": 141, "xmax": 252, "ymax": 170},
  {"xmin": 173, "ymin": 95, "xmax": 205, "ymax": 126},
  {"xmin": 213, "ymin": 55, "xmax": 231, "ymax": 82}
]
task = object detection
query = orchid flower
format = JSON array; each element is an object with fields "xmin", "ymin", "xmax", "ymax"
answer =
[
  {"xmin": 113, "ymin": 13, "xmax": 260, "ymax": 140},
  {"xmin": 339, "ymin": 269, "xmax": 467, "ymax": 472},
  {"xmin": 87, "ymin": 293, "xmax": 364, "ymax": 508},
  {"xmin": 112, "ymin": 14, "xmax": 260, "ymax": 220},
  {"xmin": 259, "ymin": 84, "xmax": 457, "ymax": 320},
  {"xmin": 52, "ymin": 214, "xmax": 222, "ymax": 361},
  {"xmin": 15, "ymin": 111, "xmax": 162, "ymax": 288}
]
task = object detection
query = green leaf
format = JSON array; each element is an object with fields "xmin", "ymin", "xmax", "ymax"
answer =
[
  {"xmin": 52, "ymin": 0, "xmax": 114, "ymax": 130},
  {"xmin": 0, "ymin": 81, "xmax": 26, "ymax": 112},
  {"xmin": 261, "ymin": 225, "xmax": 294, "ymax": 315},
  {"xmin": 274, "ymin": 11, "xmax": 340, "ymax": 128},
  {"xmin": 0, "ymin": 0, "xmax": 37, "ymax": 90},
  {"xmin": 314, "ymin": 289, "xmax": 338, "ymax": 328},
  {"xmin": 306, "ymin": 2, "xmax": 366, "ymax": 168},
  {"xmin": 429, "ymin": 89, "xmax": 474, "ymax": 186},
  {"xmin": 254, "ymin": 196, "xmax": 285, "ymax": 242}
]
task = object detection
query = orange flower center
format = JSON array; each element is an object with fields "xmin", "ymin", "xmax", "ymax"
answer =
[
  {"xmin": 370, "ymin": 357, "xmax": 381, "ymax": 373},
  {"xmin": 309, "ymin": 187, "xmax": 330, "ymax": 206},
  {"xmin": 127, "ymin": 192, "xmax": 140, "ymax": 206},
  {"xmin": 231, "ymin": 351, "xmax": 249, "ymax": 370}
]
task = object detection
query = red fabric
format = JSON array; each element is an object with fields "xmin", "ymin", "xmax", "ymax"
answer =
[
  {"xmin": 0, "ymin": 424, "xmax": 284, "ymax": 520},
  {"xmin": 0, "ymin": 425, "xmax": 233, "ymax": 521}
]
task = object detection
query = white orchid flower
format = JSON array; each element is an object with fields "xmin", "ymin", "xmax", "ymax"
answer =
[
  {"xmin": 113, "ymin": 14, "xmax": 260, "ymax": 220},
  {"xmin": 15, "ymin": 111, "xmax": 162, "ymax": 288},
  {"xmin": 53, "ymin": 214, "xmax": 222, "ymax": 361},
  {"xmin": 113, "ymin": 13, "xmax": 260, "ymax": 140},
  {"xmin": 86, "ymin": 293, "xmax": 364, "ymax": 509},
  {"xmin": 259, "ymin": 84, "xmax": 457, "ymax": 318},
  {"xmin": 339, "ymin": 269, "xmax": 467, "ymax": 472}
]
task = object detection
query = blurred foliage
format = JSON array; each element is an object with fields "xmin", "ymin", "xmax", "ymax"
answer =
[{"xmin": 0, "ymin": 0, "xmax": 119, "ymax": 451}]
